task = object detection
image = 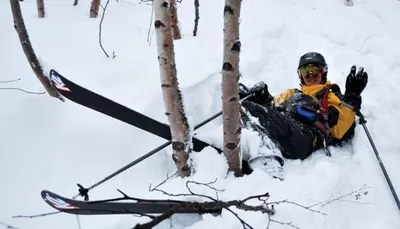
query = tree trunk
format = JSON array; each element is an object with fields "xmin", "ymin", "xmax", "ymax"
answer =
[
  {"xmin": 154, "ymin": 0, "xmax": 191, "ymax": 177},
  {"xmin": 193, "ymin": 0, "xmax": 200, "ymax": 36},
  {"xmin": 90, "ymin": 0, "xmax": 100, "ymax": 18},
  {"xmin": 169, "ymin": 0, "xmax": 181, "ymax": 40},
  {"xmin": 9, "ymin": 0, "xmax": 63, "ymax": 101},
  {"xmin": 221, "ymin": 0, "xmax": 242, "ymax": 176},
  {"xmin": 36, "ymin": 0, "xmax": 45, "ymax": 18},
  {"xmin": 345, "ymin": 0, "xmax": 354, "ymax": 6}
]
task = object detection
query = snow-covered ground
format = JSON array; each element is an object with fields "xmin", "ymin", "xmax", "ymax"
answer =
[{"xmin": 2, "ymin": 0, "xmax": 400, "ymax": 228}]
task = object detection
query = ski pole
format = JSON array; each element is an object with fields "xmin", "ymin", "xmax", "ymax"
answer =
[
  {"xmin": 74, "ymin": 93, "xmax": 254, "ymax": 199},
  {"xmin": 356, "ymin": 110, "xmax": 400, "ymax": 211}
]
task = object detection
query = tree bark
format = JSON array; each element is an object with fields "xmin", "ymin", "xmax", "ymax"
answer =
[
  {"xmin": 36, "ymin": 0, "xmax": 45, "ymax": 18},
  {"xmin": 345, "ymin": 0, "xmax": 354, "ymax": 6},
  {"xmin": 193, "ymin": 0, "xmax": 200, "ymax": 36},
  {"xmin": 10, "ymin": 0, "xmax": 62, "ymax": 100},
  {"xmin": 154, "ymin": 0, "xmax": 191, "ymax": 177},
  {"xmin": 169, "ymin": 0, "xmax": 181, "ymax": 40},
  {"xmin": 90, "ymin": 0, "xmax": 100, "ymax": 18},
  {"xmin": 221, "ymin": 0, "xmax": 242, "ymax": 176}
]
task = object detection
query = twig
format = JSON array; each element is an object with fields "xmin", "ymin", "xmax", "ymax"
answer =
[
  {"xmin": 358, "ymin": 34, "xmax": 378, "ymax": 52},
  {"xmin": 268, "ymin": 199, "xmax": 327, "ymax": 216},
  {"xmin": 147, "ymin": 1, "xmax": 154, "ymax": 43},
  {"xmin": 148, "ymin": 172, "xmax": 178, "ymax": 192},
  {"xmin": 0, "ymin": 88, "xmax": 46, "ymax": 95},
  {"xmin": 0, "ymin": 78, "xmax": 21, "ymax": 83},
  {"xmin": 98, "ymin": 0, "xmax": 114, "ymax": 58},
  {"xmin": 13, "ymin": 211, "xmax": 61, "ymax": 218},
  {"xmin": 224, "ymin": 207, "xmax": 254, "ymax": 229},
  {"xmin": 320, "ymin": 185, "xmax": 369, "ymax": 207},
  {"xmin": 75, "ymin": 215, "xmax": 82, "ymax": 229},
  {"xmin": 270, "ymin": 219, "xmax": 300, "ymax": 229},
  {"xmin": 0, "ymin": 221, "xmax": 20, "ymax": 229},
  {"xmin": 307, "ymin": 185, "xmax": 369, "ymax": 208}
]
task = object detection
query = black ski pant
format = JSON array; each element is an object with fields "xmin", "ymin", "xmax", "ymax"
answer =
[{"xmin": 241, "ymin": 101, "xmax": 323, "ymax": 160}]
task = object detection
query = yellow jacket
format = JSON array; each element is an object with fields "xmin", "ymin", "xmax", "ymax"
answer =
[{"xmin": 274, "ymin": 82, "xmax": 356, "ymax": 140}]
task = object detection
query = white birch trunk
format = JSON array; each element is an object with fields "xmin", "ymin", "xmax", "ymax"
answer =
[
  {"xmin": 169, "ymin": 0, "xmax": 181, "ymax": 40},
  {"xmin": 154, "ymin": 0, "xmax": 191, "ymax": 177},
  {"xmin": 222, "ymin": 0, "xmax": 242, "ymax": 176}
]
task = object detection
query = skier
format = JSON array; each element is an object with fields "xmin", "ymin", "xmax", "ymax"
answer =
[{"xmin": 240, "ymin": 52, "xmax": 368, "ymax": 167}]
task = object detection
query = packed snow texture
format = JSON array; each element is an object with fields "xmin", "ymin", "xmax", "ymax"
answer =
[{"xmin": 1, "ymin": 0, "xmax": 400, "ymax": 228}]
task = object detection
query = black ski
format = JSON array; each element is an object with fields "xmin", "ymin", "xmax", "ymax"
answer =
[
  {"xmin": 49, "ymin": 69, "xmax": 214, "ymax": 152},
  {"xmin": 41, "ymin": 190, "xmax": 222, "ymax": 215}
]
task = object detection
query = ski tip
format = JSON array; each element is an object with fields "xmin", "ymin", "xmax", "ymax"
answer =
[
  {"xmin": 41, "ymin": 190, "xmax": 79, "ymax": 212},
  {"xmin": 48, "ymin": 70, "xmax": 71, "ymax": 92}
]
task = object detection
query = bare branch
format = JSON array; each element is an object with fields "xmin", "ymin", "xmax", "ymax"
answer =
[
  {"xmin": 0, "ymin": 221, "xmax": 20, "ymax": 229},
  {"xmin": 98, "ymin": 0, "xmax": 115, "ymax": 58},
  {"xmin": 148, "ymin": 172, "xmax": 178, "ymax": 192},
  {"xmin": 270, "ymin": 219, "xmax": 300, "ymax": 229},
  {"xmin": 0, "ymin": 78, "xmax": 21, "ymax": 83},
  {"xmin": 0, "ymin": 87, "xmax": 46, "ymax": 95},
  {"xmin": 13, "ymin": 211, "xmax": 61, "ymax": 218}
]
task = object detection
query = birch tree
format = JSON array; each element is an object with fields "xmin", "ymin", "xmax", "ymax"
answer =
[
  {"xmin": 36, "ymin": 0, "xmax": 45, "ymax": 18},
  {"xmin": 154, "ymin": 0, "xmax": 191, "ymax": 177},
  {"xmin": 221, "ymin": 0, "xmax": 242, "ymax": 176},
  {"xmin": 169, "ymin": 0, "xmax": 181, "ymax": 40},
  {"xmin": 10, "ymin": 0, "xmax": 62, "ymax": 100},
  {"xmin": 90, "ymin": 0, "xmax": 100, "ymax": 18}
]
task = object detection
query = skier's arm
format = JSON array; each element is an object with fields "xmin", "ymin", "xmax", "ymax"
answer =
[
  {"xmin": 330, "ymin": 65, "xmax": 368, "ymax": 140},
  {"xmin": 273, "ymin": 89, "xmax": 297, "ymax": 106},
  {"xmin": 327, "ymin": 99, "xmax": 356, "ymax": 140}
]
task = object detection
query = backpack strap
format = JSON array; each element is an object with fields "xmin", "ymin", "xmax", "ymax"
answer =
[{"xmin": 314, "ymin": 84, "xmax": 335, "ymax": 156}]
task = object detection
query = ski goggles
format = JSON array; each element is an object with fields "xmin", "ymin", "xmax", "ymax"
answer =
[{"xmin": 299, "ymin": 65, "xmax": 323, "ymax": 78}]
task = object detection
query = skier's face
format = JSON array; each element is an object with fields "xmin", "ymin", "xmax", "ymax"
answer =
[{"xmin": 299, "ymin": 65, "xmax": 323, "ymax": 86}]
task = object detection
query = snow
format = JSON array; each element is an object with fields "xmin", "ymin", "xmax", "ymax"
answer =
[{"xmin": 2, "ymin": 0, "xmax": 400, "ymax": 228}]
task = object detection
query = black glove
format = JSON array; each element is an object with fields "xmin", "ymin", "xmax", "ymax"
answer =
[
  {"xmin": 343, "ymin": 92, "xmax": 362, "ymax": 110},
  {"xmin": 343, "ymin": 65, "xmax": 368, "ymax": 110},
  {"xmin": 345, "ymin": 65, "xmax": 368, "ymax": 95},
  {"xmin": 247, "ymin": 82, "xmax": 273, "ymax": 104},
  {"xmin": 294, "ymin": 105, "xmax": 319, "ymax": 125}
]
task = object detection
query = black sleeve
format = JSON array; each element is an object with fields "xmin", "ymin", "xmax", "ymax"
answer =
[{"xmin": 328, "ymin": 105, "xmax": 339, "ymax": 127}]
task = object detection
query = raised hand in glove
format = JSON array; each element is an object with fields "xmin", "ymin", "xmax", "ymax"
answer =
[
  {"xmin": 247, "ymin": 81, "xmax": 273, "ymax": 104},
  {"xmin": 345, "ymin": 65, "xmax": 368, "ymax": 95},
  {"xmin": 343, "ymin": 65, "xmax": 368, "ymax": 110}
]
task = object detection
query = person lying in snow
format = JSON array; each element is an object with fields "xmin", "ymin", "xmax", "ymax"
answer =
[{"xmin": 239, "ymin": 52, "xmax": 368, "ymax": 162}]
